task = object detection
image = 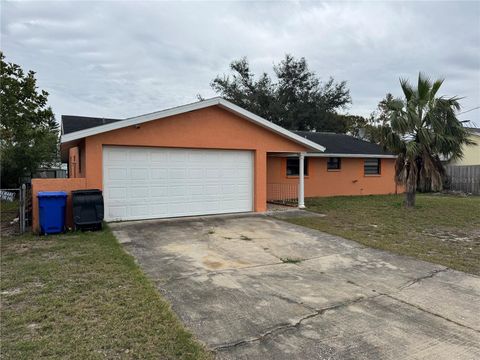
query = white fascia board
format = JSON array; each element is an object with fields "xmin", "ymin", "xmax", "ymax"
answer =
[
  {"xmin": 274, "ymin": 153, "xmax": 397, "ymax": 158},
  {"xmin": 61, "ymin": 98, "xmax": 221, "ymax": 143},
  {"xmin": 60, "ymin": 97, "xmax": 325, "ymax": 152}
]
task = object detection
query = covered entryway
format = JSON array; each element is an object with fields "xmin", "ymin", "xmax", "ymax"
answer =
[{"xmin": 103, "ymin": 146, "xmax": 253, "ymax": 221}]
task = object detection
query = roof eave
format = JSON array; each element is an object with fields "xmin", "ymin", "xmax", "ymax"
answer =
[{"xmin": 271, "ymin": 152, "xmax": 397, "ymax": 158}]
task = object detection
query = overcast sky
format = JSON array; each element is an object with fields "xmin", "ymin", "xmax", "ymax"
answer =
[{"xmin": 2, "ymin": 1, "xmax": 479, "ymax": 127}]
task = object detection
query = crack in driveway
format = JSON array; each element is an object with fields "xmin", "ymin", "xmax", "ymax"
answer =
[
  {"xmin": 213, "ymin": 295, "xmax": 373, "ymax": 351},
  {"xmin": 213, "ymin": 265, "xmax": 476, "ymax": 352},
  {"xmin": 399, "ymin": 267, "xmax": 449, "ymax": 290},
  {"xmin": 383, "ymin": 293, "xmax": 480, "ymax": 334}
]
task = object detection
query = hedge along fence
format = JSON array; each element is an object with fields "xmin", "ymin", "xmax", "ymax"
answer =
[{"xmin": 444, "ymin": 165, "xmax": 480, "ymax": 195}]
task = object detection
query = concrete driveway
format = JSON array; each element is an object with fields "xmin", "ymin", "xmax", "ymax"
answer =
[{"xmin": 110, "ymin": 214, "xmax": 480, "ymax": 359}]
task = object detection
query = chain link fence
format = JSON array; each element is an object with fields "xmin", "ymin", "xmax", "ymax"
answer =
[{"xmin": 0, "ymin": 185, "xmax": 30, "ymax": 235}]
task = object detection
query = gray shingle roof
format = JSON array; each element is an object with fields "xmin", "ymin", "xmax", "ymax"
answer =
[
  {"xmin": 62, "ymin": 115, "xmax": 122, "ymax": 135},
  {"xmin": 294, "ymin": 131, "xmax": 394, "ymax": 156},
  {"xmin": 61, "ymin": 114, "xmax": 393, "ymax": 156},
  {"xmin": 466, "ymin": 127, "xmax": 480, "ymax": 135}
]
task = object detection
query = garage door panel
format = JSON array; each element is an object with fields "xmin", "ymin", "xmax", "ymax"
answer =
[
  {"xmin": 129, "ymin": 149, "xmax": 149, "ymax": 162},
  {"xmin": 128, "ymin": 205, "xmax": 149, "ymax": 217},
  {"xmin": 205, "ymin": 184, "xmax": 220, "ymax": 194},
  {"xmin": 108, "ymin": 187, "xmax": 127, "ymax": 200},
  {"xmin": 168, "ymin": 186, "xmax": 188, "ymax": 196},
  {"xmin": 131, "ymin": 168, "xmax": 149, "ymax": 180},
  {"xmin": 103, "ymin": 146, "xmax": 253, "ymax": 221},
  {"xmin": 189, "ymin": 185, "xmax": 204, "ymax": 195},
  {"xmin": 151, "ymin": 168, "xmax": 168, "ymax": 179},
  {"xmin": 130, "ymin": 187, "xmax": 149, "ymax": 199},
  {"xmin": 169, "ymin": 151, "xmax": 188, "ymax": 162},
  {"xmin": 150, "ymin": 186, "xmax": 168, "ymax": 197},
  {"xmin": 188, "ymin": 168, "xmax": 204, "ymax": 178},
  {"xmin": 108, "ymin": 206, "xmax": 127, "ymax": 219},
  {"xmin": 107, "ymin": 148, "xmax": 128, "ymax": 162},
  {"xmin": 108, "ymin": 168, "xmax": 127, "ymax": 180}
]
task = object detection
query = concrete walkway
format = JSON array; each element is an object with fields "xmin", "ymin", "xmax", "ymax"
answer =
[{"xmin": 111, "ymin": 214, "xmax": 480, "ymax": 359}]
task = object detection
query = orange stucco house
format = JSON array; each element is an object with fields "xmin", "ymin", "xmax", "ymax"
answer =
[{"xmin": 32, "ymin": 98, "xmax": 399, "ymax": 232}]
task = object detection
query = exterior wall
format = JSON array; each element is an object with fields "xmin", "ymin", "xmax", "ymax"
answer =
[
  {"xmin": 81, "ymin": 106, "xmax": 309, "ymax": 212},
  {"xmin": 68, "ymin": 147, "xmax": 80, "ymax": 178},
  {"xmin": 32, "ymin": 178, "xmax": 89, "ymax": 233},
  {"xmin": 68, "ymin": 141, "xmax": 86, "ymax": 178},
  {"xmin": 449, "ymin": 135, "xmax": 480, "ymax": 166},
  {"xmin": 267, "ymin": 156, "xmax": 400, "ymax": 197}
]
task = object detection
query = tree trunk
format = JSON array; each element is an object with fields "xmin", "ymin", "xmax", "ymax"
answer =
[
  {"xmin": 404, "ymin": 163, "xmax": 417, "ymax": 208},
  {"xmin": 405, "ymin": 189, "xmax": 416, "ymax": 208}
]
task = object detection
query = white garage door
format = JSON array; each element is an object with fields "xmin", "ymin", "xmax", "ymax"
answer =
[{"xmin": 103, "ymin": 146, "xmax": 254, "ymax": 221}]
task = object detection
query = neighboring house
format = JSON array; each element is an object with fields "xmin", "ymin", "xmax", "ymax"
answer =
[
  {"xmin": 31, "ymin": 98, "xmax": 399, "ymax": 232},
  {"xmin": 448, "ymin": 127, "xmax": 480, "ymax": 166}
]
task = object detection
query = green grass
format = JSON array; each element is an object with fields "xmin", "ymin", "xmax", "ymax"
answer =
[
  {"xmin": 1, "ymin": 200, "xmax": 19, "ymax": 222},
  {"xmin": 1, "ymin": 228, "xmax": 212, "ymax": 360},
  {"xmin": 281, "ymin": 194, "xmax": 480, "ymax": 275},
  {"xmin": 1, "ymin": 199, "xmax": 19, "ymax": 212}
]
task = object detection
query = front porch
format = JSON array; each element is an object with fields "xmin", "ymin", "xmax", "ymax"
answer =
[{"xmin": 267, "ymin": 152, "xmax": 306, "ymax": 209}]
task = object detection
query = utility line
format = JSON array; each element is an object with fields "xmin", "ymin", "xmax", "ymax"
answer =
[{"xmin": 458, "ymin": 106, "xmax": 480, "ymax": 115}]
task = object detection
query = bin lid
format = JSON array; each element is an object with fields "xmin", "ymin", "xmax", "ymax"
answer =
[
  {"xmin": 38, "ymin": 191, "xmax": 68, "ymax": 198},
  {"xmin": 72, "ymin": 189, "xmax": 102, "ymax": 195}
]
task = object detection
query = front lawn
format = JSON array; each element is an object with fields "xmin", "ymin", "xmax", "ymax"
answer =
[
  {"xmin": 1, "ymin": 228, "xmax": 212, "ymax": 359},
  {"xmin": 282, "ymin": 194, "xmax": 480, "ymax": 275}
]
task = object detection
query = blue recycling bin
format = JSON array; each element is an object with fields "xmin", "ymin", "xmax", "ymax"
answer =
[{"xmin": 38, "ymin": 191, "xmax": 67, "ymax": 234}]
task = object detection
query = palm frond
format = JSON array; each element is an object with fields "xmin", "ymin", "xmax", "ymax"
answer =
[
  {"xmin": 430, "ymin": 78, "xmax": 444, "ymax": 100},
  {"xmin": 417, "ymin": 72, "xmax": 432, "ymax": 102},
  {"xmin": 386, "ymin": 98, "xmax": 404, "ymax": 111},
  {"xmin": 405, "ymin": 141, "xmax": 421, "ymax": 158},
  {"xmin": 399, "ymin": 78, "xmax": 414, "ymax": 101}
]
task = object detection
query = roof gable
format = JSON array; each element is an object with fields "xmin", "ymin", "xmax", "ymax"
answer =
[{"xmin": 60, "ymin": 98, "xmax": 325, "ymax": 152}]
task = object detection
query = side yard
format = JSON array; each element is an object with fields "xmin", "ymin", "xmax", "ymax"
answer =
[
  {"xmin": 1, "ymin": 228, "xmax": 212, "ymax": 360},
  {"xmin": 280, "ymin": 194, "xmax": 480, "ymax": 275}
]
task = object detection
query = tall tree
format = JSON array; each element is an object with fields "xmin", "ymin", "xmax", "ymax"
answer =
[
  {"xmin": 0, "ymin": 52, "xmax": 59, "ymax": 187},
  {"xmin": 379, "ymin": 73, "xmax": 473, "ymax": 207},
  {"xmin": 210, "ymin": 55, "xmax": 351, "ymax": 131},
  {"xmin": 363, "ymin": 93, "xmax": 396, "ymax": 143}
]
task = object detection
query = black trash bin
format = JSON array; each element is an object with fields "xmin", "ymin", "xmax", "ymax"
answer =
[{"xmin": 72, "ymin": 189, "xmax": 104, "ymax": 231}]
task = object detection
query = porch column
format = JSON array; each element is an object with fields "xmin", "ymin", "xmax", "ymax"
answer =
[{"xmin": 298, "ymin": 152, "xmax": 306, "ymax": 209}]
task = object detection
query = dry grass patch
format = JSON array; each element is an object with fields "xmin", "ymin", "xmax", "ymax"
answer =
[{"xmin": 1, "ymin": 228, "xmax": 212, "ymax": 360}]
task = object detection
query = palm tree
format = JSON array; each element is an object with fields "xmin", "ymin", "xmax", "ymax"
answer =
[{"xmin": 380, "ymin": 73, "xmax": 473, "ymax": 208}]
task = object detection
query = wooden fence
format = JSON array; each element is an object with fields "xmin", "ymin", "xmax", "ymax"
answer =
[{"xmin": 444, "ymin": 165, "xmax": 480, "ymax": 195}]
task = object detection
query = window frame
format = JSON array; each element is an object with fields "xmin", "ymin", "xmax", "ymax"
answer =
[
  {"xmin": 286, "ymin": 158, "xmax": 309, "ymax": 177},
  {"xmin": 327, "ymin": 157, "xmax": 341, "ymax": 171},
  {"xmin": 364, "ymin": 158, "xmax": 381, "ymax": 176}
]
